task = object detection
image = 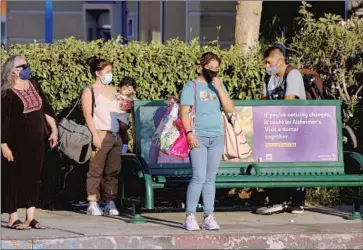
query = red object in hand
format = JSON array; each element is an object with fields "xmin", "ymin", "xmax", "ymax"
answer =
[{"xmin": 119, "ymin": 97, "xmax": 132, "ymax": 111}]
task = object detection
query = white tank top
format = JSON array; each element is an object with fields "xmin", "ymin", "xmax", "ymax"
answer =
[{"xmin": 93, "ymin": 91, "xmax": 120, "ymax": 133}]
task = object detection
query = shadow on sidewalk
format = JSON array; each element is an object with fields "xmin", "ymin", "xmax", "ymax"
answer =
[
  {"xmin": 118, "ymin": 214, "xmax": 184, "ymax": 230},
  {"xmin": 305, "ymin": 206, "xmax": 354, "ymax": 219},
  {"xmin": 70, "ymin": 208, "xmax": 184, "ymax": 230}
]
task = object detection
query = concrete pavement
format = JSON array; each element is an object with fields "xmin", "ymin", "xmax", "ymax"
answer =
[{"xmin": 1, "ymin": 206, "xmax": 363, "ymax": 249}]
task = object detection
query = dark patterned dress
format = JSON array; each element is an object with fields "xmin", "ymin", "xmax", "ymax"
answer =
[{"xmin": 1, "ymin": 80, "xmax": 55, "ymax": 214}]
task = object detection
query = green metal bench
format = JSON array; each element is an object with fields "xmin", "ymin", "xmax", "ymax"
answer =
[{"xmin": 119, "ymin": 100, "xmax": 363, "ymax": 223}]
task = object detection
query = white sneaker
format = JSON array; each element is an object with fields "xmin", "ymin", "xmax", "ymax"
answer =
[
  {"xmin": 202, "ymin": 215, "xmax": 220, "ymax": 231},
  {"xmin": 288, "ymin": 205, "xmax": 304, "ymax": 214},
  {"xmin": 104, "ymin": 201, "xmax": 120, "ymax": 216},
  {"xmin": 87, "ymin": 201, "xmax": 103, "ymax": 216},
  {"xmin": 183, "ymin": 214, "xmax": 200, "ymax": 231},
  {"xmin": 255, "ymin": 204, "xmax": 286, "ymax": 215}
]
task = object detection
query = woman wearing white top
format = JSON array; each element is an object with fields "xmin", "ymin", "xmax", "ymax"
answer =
[{"xmin": 81, "ymin": 57, "xmax": 122, "ymax": 216}]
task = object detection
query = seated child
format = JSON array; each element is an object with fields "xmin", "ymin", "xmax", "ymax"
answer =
[{"xmin": 116, "ymin": 76, "xmax": 137, "ymax": 153}]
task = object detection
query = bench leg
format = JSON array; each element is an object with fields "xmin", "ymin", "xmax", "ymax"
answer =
[
  {"xmin": 144, "ymin": 174, "xmax": 154, "ymax": 209},
  {"xmin": 120, "ymin": 181, "xmax": 125, "ymax": 208},
  {"xmin": 348, "ymin": 199, "xmax": 362, "ymax": 220},
  {"xmin": 129, "ymin": 203, "xmax": 147, "ymax": 224}
]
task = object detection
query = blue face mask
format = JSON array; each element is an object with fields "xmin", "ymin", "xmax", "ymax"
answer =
[
  {"xmin": 19, "ymin": 67, "xmax": 32, "ymax": 80},
  {"xmin": 101, "ymin": 73, "xmax": 113, "ymax": 85},
  {"xmin": 266, "ymin": 65, "xmax": 280, "ymax": 76}
]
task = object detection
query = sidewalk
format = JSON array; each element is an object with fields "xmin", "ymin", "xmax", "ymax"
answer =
[{"xmin": 1, "ymin": 206, "xmax": 363, "ymax": 249}]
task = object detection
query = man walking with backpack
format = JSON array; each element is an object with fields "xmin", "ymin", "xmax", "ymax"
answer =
[{"xmin": 257, "ymin": 45, "xmax": 306, "ymax": 215}]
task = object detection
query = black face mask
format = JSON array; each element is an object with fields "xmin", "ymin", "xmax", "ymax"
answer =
[{"xmin": 202, "ymin": 68, "xmax": 218, "ymax": 83}]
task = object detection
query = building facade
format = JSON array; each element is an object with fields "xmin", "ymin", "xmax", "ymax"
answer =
[
  {"xmin": 1, "ymin": 1, "xmax": 238, "ymax": 47},
  {"xmin": 1, "ymin": 1, "xmax": 359, "ymax": 48}
]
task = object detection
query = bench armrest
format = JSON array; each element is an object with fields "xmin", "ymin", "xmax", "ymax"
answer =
[{"xmin": 344, "ymin": 151, "xmax": 363, "ymax": 174}]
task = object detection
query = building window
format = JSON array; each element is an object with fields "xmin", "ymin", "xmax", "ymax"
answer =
[
  {"xmin": 128, "ymin": 18, "xmax": 134, "ymax": 37},
  {"xmin": 83, "ymin": 3, "xmax": 113, "ymax": 42},
  {"xmin": 1, "ymin": 22, "xmax": 5, "ymax": 47},
  {"xmin": 126, "ymin": 10, "xmax": 137, "ymax": 41},
  {"xmin": 185, "ymin": 1, "xmax": 235, "ymax": 47}
]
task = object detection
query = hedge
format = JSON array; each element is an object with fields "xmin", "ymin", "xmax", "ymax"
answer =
[
  {"xmin": 287, "ymin": 3, "xmax": 363, "ymax": 130},
  {"xmin": 1, "ymin": 38, "xmax": 265, "ymax": 114},
  {"xmin": 1, "ymin": 3, "xmax": 362, "ymax": 131}
]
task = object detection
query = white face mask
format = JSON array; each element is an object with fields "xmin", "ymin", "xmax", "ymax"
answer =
[
  {"xmin": 266, "ymin": 65, "xmax": 280, "ymax": 76},
  {"xmin": 101, "ymin": 73, "xmax": 113, "ymax": 85}
]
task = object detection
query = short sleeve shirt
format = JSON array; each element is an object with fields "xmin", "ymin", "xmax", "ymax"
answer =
[
  {"xmin": 262, "ymin": 69, "xmax": 306, "ymax": 100},
  {"xmin": 180, "ymin": 80, "xmax": 228, "ymax": 137}
]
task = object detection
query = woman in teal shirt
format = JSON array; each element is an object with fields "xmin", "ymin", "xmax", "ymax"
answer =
[{"xmin": 180, "ymin": 52, "xmax": 234, "ymax": 231}]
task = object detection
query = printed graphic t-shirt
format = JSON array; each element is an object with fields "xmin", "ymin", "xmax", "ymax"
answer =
[{"xmin": 180, "ymin": 80, "xmax": 228, "ymax": 137}]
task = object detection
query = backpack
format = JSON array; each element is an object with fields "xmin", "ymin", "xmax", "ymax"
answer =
[
  {"xmin": 294, "ymin": 67, "xmax": 325, "ymax": 100},
  {"xmin": 265, "ymin": 65, "xmax": 325, "ymax": 100},
  {"xmin": 57, "ymin": 87, "xmax": 96, "ymax": 164}
]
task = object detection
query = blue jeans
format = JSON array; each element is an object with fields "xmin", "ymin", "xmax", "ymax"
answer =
[{"xmin": 186, "ymin": 135, "xmax": 224, "ymax": 216}]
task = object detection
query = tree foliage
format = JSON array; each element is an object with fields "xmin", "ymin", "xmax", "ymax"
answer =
[{"xmin": 286, "ymin": 2, "xmax": 363, "ymax": 129}]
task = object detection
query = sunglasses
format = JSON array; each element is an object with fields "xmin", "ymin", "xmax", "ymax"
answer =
[{"xmin": 15, "ymin": 64, "xmax": 29, "ymax": 69}]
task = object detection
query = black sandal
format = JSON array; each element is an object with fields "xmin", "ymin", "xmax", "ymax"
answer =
[
  {"xmin": 28, "ymin": 219, "xmax": 47, "ymax": 229},
  {"xmin": 7, "ymin": 219, "xmax": 30, "ymax": 230}
]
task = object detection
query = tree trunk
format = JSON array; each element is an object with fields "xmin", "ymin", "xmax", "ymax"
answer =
[{"xmin": 235, "ymin": 1, "xmax": 263, "ymax": 54}]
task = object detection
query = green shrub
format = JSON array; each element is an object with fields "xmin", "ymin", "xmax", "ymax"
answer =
[
  {"xmin": 1, "ymin": 38, "xmax": 265, "ymax": 114},
  {"xmin": 286, "ymin": 2, "xmax": 363, "ymax": 129},
  {"xmin": 1, "ymin": 3, "xmax": 362, "ymax": 123}
]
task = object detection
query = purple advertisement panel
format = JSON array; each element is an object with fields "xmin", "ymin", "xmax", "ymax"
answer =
[
  {"xmin": 142, "ymin": 105, "xmax": 339, "ymax": 164},
  {"xmin": 252, "ymin": 106, "xmax": 338, "ymax": 162}
]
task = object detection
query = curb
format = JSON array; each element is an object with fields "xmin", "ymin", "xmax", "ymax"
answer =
[{"xmin": 2, "ymin": 232, "xmax": 363, "ymax": 249}]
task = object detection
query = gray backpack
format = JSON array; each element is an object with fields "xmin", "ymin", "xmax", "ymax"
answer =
[{"xmin": 57, "ymin": 87, "xmax": 95, "ymax": 164}]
